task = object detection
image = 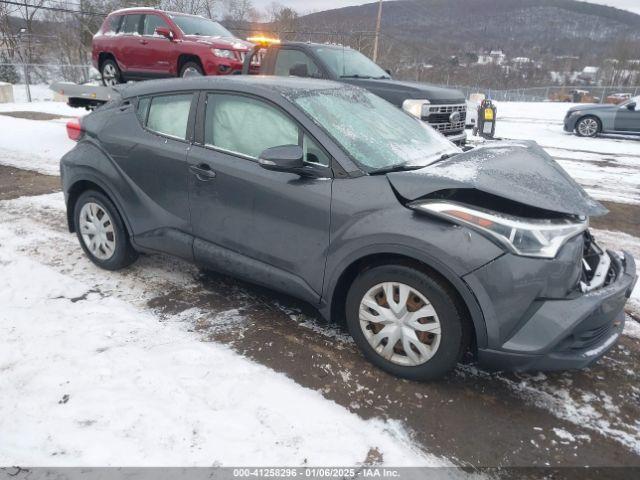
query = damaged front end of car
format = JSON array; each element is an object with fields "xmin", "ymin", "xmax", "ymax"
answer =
[{"xmin": 386, "ymin": 140, "xmax": 638, "ymax": 371}]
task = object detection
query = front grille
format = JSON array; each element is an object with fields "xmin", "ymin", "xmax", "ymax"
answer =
[{"xmin": 422, "ymin": 104, "xmax": 466, "ymax": 134}]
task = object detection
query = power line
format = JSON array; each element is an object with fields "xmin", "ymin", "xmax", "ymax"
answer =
[{"xmin": 0, "ymin": 0, "xmax": 107, "ymax": 17}]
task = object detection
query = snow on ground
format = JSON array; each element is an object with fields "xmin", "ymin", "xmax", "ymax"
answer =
[
  {"xmin": 11, "ymin": 83, "xmax": 57, "ymax": 103},
  {"xmin": 0, "ymin": 104, "xmax": 79, "ymax": 175},
  {"xmin": 0, "ymin": 193, "xmax": 440, "ymax": 467}
]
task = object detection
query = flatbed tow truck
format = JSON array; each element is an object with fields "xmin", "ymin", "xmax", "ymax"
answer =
[{"xmin": 52, "ymin": 36, "xmax": 469, "ymax": 145}]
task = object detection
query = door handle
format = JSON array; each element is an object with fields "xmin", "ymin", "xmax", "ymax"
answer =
[
  {"xmin": 190, "ymin": 164, "xmax": 216, "ymax": 181},
  {"xmin": 140, "ymin": 39, "xmax": 148, "ymax": 45}
]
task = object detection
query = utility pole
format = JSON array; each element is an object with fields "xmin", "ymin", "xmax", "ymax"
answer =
[
  {"xmin": 18, "ymin": 28, "xmax": 31, "ymax": 103},
  {"xmin": 372, "ymin": 0, "xmax": 383, "ymax": 62}
]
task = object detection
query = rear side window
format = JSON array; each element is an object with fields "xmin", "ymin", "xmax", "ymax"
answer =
[
  {"xmin": 121, "ymin": 14, "xmax": 142, "ymax": 35},
  {"xmin": 146, "ymin": 94, "xmax": 192, "ymax": 140},
  {"xmin": 143, "ymin": 14, "xmax": 169, "ymax": 36},
  {"xmin": 275, "ymin": 49, "xmax": 321, "ymax": 78},
  {"xmin": 205, "ymin": 94, "xmax": 298, "ymax": 159},
  {"xmin": 105, "ymin": 15, "xmax": 122, "ymax": 34}
]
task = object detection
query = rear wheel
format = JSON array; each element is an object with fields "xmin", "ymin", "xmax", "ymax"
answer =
[
  {"xmin": 180, "ymin": 61, "xmax": 203, "ymax": 78},
  {"xmin": 74, "ymin": 190, "xmax": 138, "ymax": 270},
  {"xmin": 575, "ymin": 116, "xmax": 600, "ymax": 137},
  {"xmin": 345, "ymin": 264, "xmax": 468, "ymax": 381},
  {"xmin": 101, "ymin": 59, "xmax": 122, "ymax": 86}
]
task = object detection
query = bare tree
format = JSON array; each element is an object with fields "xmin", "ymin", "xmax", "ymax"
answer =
[
  {"xmin": 160, "ymin": 0, "xmax": 218, "ymax": 18},
  {"xmin": 223, "ymin": 0, "xmax": 258, "ymax": 23}
]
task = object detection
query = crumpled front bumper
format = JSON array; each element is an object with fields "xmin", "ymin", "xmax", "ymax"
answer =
[{"xmin": 471, "ymin": 250, "xmax": 637, "ymax": 372}]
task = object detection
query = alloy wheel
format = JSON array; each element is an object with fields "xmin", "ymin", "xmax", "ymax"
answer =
[
  {"xmin": 358, "ymin": 282, "xmax": 442, "ymax": 366},
  {"xmin": 102, "ymin": 64, "xmax": 118, "ymax": 86},
  {"xmin": 79, "ymin": 202, "xmax": 116, "ymax": 260},
  {"xmin": 578, "ymin": 117, "xmax": 598, "ymax": 137}
]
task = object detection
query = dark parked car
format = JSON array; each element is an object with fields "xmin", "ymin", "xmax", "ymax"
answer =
[
  {"xmin": 92, "ymin": 8, "xmax": 254, "ymax": 85},
  {"xmin": 61, "ymin": 76, "xmax": 636, "ymax": 380},
  {"xmin": 564, "ymin": 95, "xmax": 640, "ymax": 137}
]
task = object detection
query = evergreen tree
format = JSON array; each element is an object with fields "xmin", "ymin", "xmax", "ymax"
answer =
[{"xmin": 0, "ymin": 54, "xmax": 20, "ymax": 84}]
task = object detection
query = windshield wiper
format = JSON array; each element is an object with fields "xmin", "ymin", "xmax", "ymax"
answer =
[
  {"xmin": 369, "ymin": 163, "xmax": 425, "ymax": 175},
  {"xmin": 340, "ymin": 74, "xmax": 372, "ymax": 79}
]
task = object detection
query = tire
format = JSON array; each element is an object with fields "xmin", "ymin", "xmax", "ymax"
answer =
[
  {"xmin": 101, "ymin": 58, "xmax": 122, "ymax": 86},
  {"xmin": 74, "ymin": 190, "xmax": 138, "ymax": 270},
  {"xmin": 180, "ymin": 61, "xmax": 204, "ymax": 78},
  {"xmin": 575, "ymin": 116, "xmax": 601, "ymax": 138},
  {"xmin": 345, "ymin": 264, "xmax": 468, "ymax": 381}
]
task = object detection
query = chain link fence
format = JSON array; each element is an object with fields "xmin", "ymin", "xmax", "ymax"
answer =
[{"xmin": 448, "ymin": 85, "xmax": 640, "ymax": 103}]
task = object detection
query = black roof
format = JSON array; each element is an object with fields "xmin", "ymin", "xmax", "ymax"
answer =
[{"xmin": 118, "ymin": 75, "xmax": 347, "ymax": 99}]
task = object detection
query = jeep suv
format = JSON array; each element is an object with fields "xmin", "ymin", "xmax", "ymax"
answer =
[{"xmin": 92, "ymin": 8, "xmax": 253, "ymax": 86}]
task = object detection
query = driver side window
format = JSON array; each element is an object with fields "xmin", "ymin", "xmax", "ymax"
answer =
[
  {"xmin": 204, "ymin": 94, "xmax": 330, "ymax": 166},
  {"xmin": 274, "ymin": 49, "xmax": 322, "ymax": 78},
  {"xmin": 205, "ymin": 94, "xmax": 299, "ymax": 159}
]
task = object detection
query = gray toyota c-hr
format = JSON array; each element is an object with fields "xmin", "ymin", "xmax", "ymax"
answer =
[{"xmin": 60, "ymin": 76, "xmax": 637, "ymax": 380}]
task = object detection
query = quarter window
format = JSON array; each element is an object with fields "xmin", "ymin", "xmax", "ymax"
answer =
[
  {"xmin": 146, "ymin": 94, "xmax": 192, "ymax": 140},
  {"xmin": 107, "ymin": 15, "xmax": 122, "ymax": 33},
  {"xmin": 121, "ymin": 14, "xmax": 142, "ymax": 35},
  {"xmin": 143, "ymin": 14, "xmax": 169, "ymax": 36},
  {"xmin": 303, "ymin": 134, "xmax": 330, "ymax": 166},
  {"xmin": 205, "ymin": 94, "xmax": 299, "ymax": 159},
  {"xmin": 136, "ymin": 97, "xmax": 151, "ymax": 123},
  {"xmin": 274, "ymin": 50, "xmax": 322, "ymax": 78}
]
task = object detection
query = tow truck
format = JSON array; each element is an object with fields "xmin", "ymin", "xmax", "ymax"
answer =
[
  {"xmin": 242, "ymin": 37, "xmax": 467, "ymax": 145},
  {"xmin": 52, "ymin": 36, "xmax": 468, "ymax": 145}
]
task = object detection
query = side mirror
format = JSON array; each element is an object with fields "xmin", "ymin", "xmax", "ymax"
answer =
[
  {"xmin": 155, "ymin": 27, "xmax": 174, "ymax": 40},
  {"xmin": 385, "ymin": 69, "xmax": 392, "ymax": 76},
  {"xmin": 289, "ymin": 63, "xmax": 309, "ymax": 77},
  {"xmin": 258, "ymin": 145, "xmax": 304, "ymax": 173},
  {"xmin": 626, "ymin": 102, "xmax": 636, "ymax": 111}
]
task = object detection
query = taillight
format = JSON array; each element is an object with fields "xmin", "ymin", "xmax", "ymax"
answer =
[{"xmin": 66, "ymin": 119, "xmax": 83, "ymax": 141}]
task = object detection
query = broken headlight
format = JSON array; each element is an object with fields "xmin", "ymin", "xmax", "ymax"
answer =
[{"xmin": 410, "ymin": 201, "xmax": 588, "ymax": 259}]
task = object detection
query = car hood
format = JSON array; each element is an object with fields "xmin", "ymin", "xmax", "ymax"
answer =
[
  {"xmin": 185, "ymin": 35, "xmax": 251, "ymax": 50},
  {"xmin": 386, "ymin": 140, "xmax": 607, "ymax": 217},
  {"xmin": 567, "ymin": 103, "xmax": 616, "ymax": 113},
  {"xmin": 340, "ymin": 78, "xmax": 466, "ymax": 106}
]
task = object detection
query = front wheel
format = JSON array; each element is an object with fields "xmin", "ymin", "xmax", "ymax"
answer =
[
  {"xmin": 180, "ymin": 61, "xmax": 203, "ymax": 78},
  {"xmin": 345, "ymin": 264, "xmax": 468, "ymax": 381},
  {"xmin": 575, "ymin": 116, "xmax": 600, "ymax": 137},
  {"xmin": 74, "ymin": 190, "xmax": 138, "ymax": 270}
]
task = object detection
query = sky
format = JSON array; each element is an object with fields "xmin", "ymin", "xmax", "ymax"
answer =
[{"xmin": 250, "ymin": 0, "xmax": 640, "ymax": 16}]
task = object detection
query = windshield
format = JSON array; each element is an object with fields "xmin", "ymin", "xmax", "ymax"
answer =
[
  {"xmin": 289, "ymin": 88, "xmax": 459, "ymax": 172},
  {"xmin": 170, "ymin": 15, "xmax": 234, "ymax": 37},
  {"xmin": 312, "ymin": 46, "xmax": 391, "ymax": 79}
]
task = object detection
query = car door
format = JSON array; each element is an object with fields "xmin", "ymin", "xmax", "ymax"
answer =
[
  {"xmin": 273, "ymin": 48, "xmax": 325, "ymax": 78},
  {"xmin": 140, "ymin": 13, "xmax": 175, "ymax": 77},
  {"xmin": 117, "ymin": 14, "xmax": 145, "ymax": 75},
  {"xmin": 106, "ymin": 92, "xmax": 196, "ymax": 259},
  {"xmin": 187, "ymin": 92, "xmax": 333, "ymax": 303},
  {"xmin": 614, "ymin": 97, "xmax": 640, "ymax": 132}
]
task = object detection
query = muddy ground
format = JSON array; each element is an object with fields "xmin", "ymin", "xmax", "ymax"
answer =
[{"xmin": 1, "ymin": 166, "xmax": 639, "ymax": 474}]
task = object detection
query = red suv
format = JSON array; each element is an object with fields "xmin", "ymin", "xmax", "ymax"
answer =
[{"xmin": 92, "ymin": 8, "xmax": 253, "ymax": 86}]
